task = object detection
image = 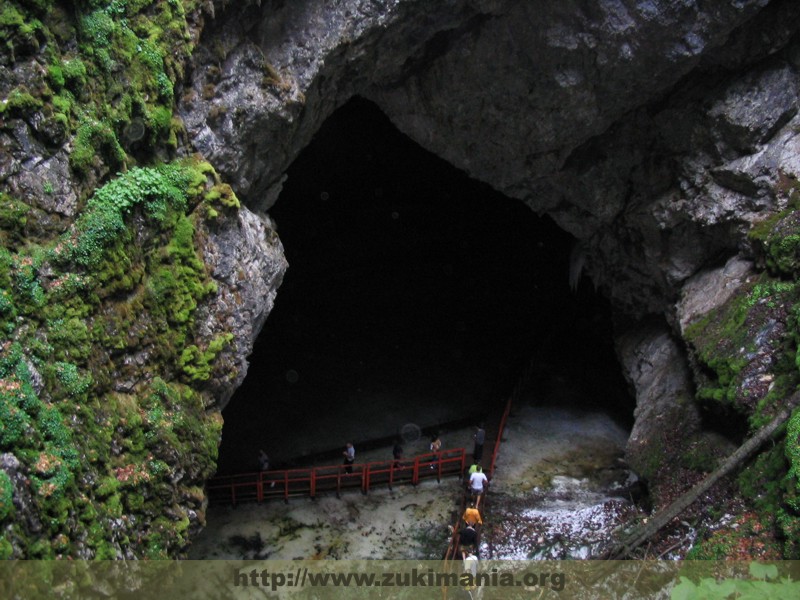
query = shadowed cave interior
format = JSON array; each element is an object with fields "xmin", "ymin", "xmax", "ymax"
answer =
[{"xmin": 215, "ymin": 97, "xmax": 635, "ymax": 476}]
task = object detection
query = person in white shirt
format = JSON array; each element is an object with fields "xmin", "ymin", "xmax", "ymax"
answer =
[
  {"xmin": 461, "ymin": 548, "xmax": 479, "ymax": 595},
  {"xmin": 468, "ymin": 465, "xmax": 488, "ymax": 509}
]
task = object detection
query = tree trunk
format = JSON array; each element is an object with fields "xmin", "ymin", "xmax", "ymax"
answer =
[{"xmin": 603, "ymin": 396, "xmax": 799, "ymax": 560}]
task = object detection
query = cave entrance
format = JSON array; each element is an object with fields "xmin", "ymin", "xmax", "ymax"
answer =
[{"xmin": 215, "ymin": 97, "xmax": 634, "ymax": 475}]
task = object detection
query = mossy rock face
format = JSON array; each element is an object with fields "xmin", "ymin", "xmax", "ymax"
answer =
[
  {"xmin": 0, "ymin": 156, "xmax": 240, "ymax": 559},
  {"xmin": 1, "ymin": 0, "xmax": 198, "ymax": 209},
  {"xmin": 684, "ymin": 275, "xmax": 795, "ymax": 415},
  {"xmin": 681, "ymin": 204, "xmax": 800, "ymax": 558},
  {"xmin": 750, "ymin": 207, "xmax": 800, "ymax": 278}
]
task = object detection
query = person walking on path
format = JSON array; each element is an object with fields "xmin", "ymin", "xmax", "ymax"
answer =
[
  {"xmin": 342, "ymin": 442, "xmax": 355, "ymax": 474},
  {"xmin": 258, "ymin": 450, "xmax": 270, "ymax": 472},
  {"xmin": 469, "ymin": 465, "xmax": 489, "ymax": 508},
  {"xmin": 392, "ymin": 439, "xmax": 403, "ymax": 467},
  {"xmin": 472, "ymin": 424, "xmax": 485, "ymax": 462},
  {"xmin": 461, "ymin": 546, "xmax": 479, "ymax": 597},
  {"xmin": 258, "ymin": 449, "xmax": 276, "ymax": 488},
  {"xmin": 459, "ymin": 523, "xmax": 478, "ymax": 549},
  {"xmin": 462, "ymin": 502, "xmax": 483, "ymax": 527},
  {"xmin": 429, "ymin": 433, "xmax": 442, "ymax": 469}
]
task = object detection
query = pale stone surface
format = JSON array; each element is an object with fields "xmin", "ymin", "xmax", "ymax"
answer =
[
  {"xmin": 616, "ymin": 324, "xmax": 701, "ymax": 480},
  {"xmin": 195, "ymin": 207, "xmax": 288, "ymax": 410},
  {"xmin": 178, "ymin": 0, "xmax": 800, "ymax": 323},
  {"xmin": 675, "ymin": 257, "xmax": 755, "ymax": 334}
]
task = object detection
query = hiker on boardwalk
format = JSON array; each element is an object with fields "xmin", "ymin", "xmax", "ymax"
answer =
[
  {"xmin": 258, "ymin": 450, "xmax": 270, "ymax": 471},
  {"xmin": 469, "ymin": 465, "xmax": 489, "ymax": 508},
  {"xmin": 342, "ymin": 442, "xmax": 355, "ymax": 474},
  {"xmin": 429, "ymin": 433, "xmax": 442, "ymax": 469},
  {"xmin": 462, "ymin": 502, "xmax": 483, "ymax": 527},
  {"xmin": 460, "ymin": 547, "xmax": 479, "ymax": 599},
  {"xmin": 392, "ymin": 439, "xmax": 403, "ymax": 467},
  {"xmin": 472, "ymin": 423, "xmax": 485, "ymax": 462},
  {"xmin": 459, "ymin": 523, "xmax": 478, "ymax": 549}
]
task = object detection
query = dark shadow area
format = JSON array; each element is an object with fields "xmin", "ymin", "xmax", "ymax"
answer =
[{"xmin": 215, "ymin": 97, "xmax": 633, "ymax": 475}]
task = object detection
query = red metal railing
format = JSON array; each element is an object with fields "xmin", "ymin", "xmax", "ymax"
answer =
[
  {"xmin": 206, "ymin": 448, "xmax": 467, "ymax": 506},
  {"xmin": 487, "ymin": 393, "xmax": 513, "ymax": 479}
]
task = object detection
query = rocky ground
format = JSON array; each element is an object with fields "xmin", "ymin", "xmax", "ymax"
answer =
[{"xmin": 480, "ymin": 399, "xmax": 641, "ymax": 560}]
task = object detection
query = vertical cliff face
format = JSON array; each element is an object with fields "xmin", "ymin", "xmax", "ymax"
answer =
[
  {"xmin": 0, "ymin": 0, "xmax": 287, "ymax": 559},
  {"xmin": 2, "ymin": 0, "xmax": 800, "ymax": 559}
]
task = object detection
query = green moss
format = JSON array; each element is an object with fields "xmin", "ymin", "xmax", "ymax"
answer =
[
  {"xmin": 61, "ymin": 58, "xmax": 87, "ymax": 93},
  {"xmin": 0, "ymin": 536, "xmax": 12, "ymax": 559},
  {"xmin": 0, "ymin": 4, "xmax": 24, "ymax": 28},
  {"xmin": 53, "ymin": 362, "xmax": 92, "ymax": 398},
  {"xmin": 786, "ymin": 408, "xmax": 800, "ymax": 511},
  {"xmin": 734, "ymin": 422, "xmax": 800, "ymax": 558},
  {"xmin": 740, "ymin": 444, "xmax": 787, "ymax": 512},
  {"xmin": 204, "ymin": 183, "xmax": 240, "ymax": 209},
  {"xmin": 56, "ymin": 163, "xmax": 192, "ymax": 266},
  {"xmin": 70, "ymin": 118, "xmax": 126, "ymax": 176},
  {"xmin": 47, "ymin": 318, "xmax": 91, "ymax": 362},
  {"xmin": 0, "ymin": 2, "xmax": 44, "ymax": 57},
  {"xmin": 0, "ymin": 2, "xmax": 241, "ymax": 560},
  {"xmin": 684, "ymin": 276, "xmax": 797, "ymax": 410},
  {"xmin": 179, "ymin": 333, "xmax": 234, "ymax": 382},
  {"xmin": 749, "ymin": 199, "xmax": 800, "ymax": 277},
  {"xmin": 0, "ymin": 88, "xmax": 44, "ymax": 116},
  {"xmin": 51, "ymin": 92, "xmax": 72, "ymax": 116},
  {"xmin": 0, "ymin": 470, "xmax": 14, "ymax": 520},
  {"xmin": 93, "ymin": 540, "xmax": 116, "ymax": 559},
  {"xmin": 0, "ymin": 194, "xmax": 29, "ymax": 248},
  {"xmin": 0, "ymin": 345, "xmax": 42, "ymax": 448},
  {"xmin": 2, "ymin": 0, "xmax": 199, "ymax": 183},
  {"xmin": 46, "ymin": 64, "xmax": 64, "ymax": 90},
  {"xmin": 79, "ymin": 9, "xmax": 115, "ymax": 49}
]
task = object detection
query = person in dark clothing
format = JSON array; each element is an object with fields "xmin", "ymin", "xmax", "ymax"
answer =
[
  {"xmin": 472, "ymin": 424, "xmax": 485, "ymax": 462},
  {"xmin": 258, "ymin": 450, "xmax": 270, "ymax": 471},
  {"xmin": 392, "ymin": 439, "xmax": 403, "ymax": 467},
  {"xmin": 459, "ymin": 523, "xmax": 478, "ymax": 548},
  {"xmin": 343, "ymin": 442, "xmax": 355, "ymax": 474}
]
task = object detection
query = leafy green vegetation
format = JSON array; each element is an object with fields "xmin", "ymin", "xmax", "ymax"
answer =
[{"xmin": 672, "ymin": 563, "xmax": 800, "ymax": 599}]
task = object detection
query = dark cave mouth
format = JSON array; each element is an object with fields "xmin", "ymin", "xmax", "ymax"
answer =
[{"xmin": 215, "ymin": 97, "xmax": 636, "ymax": 475}]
